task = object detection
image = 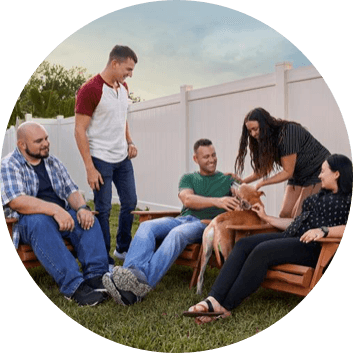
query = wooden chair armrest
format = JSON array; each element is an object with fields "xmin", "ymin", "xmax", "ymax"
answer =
[
  {"xmin": 132, "ymin": 210, "xmax": 181, "ymax": 223},
  {"xmin": 131, "ymin": 211, "xmax": 213, "ymax": 226},
  {"xmin": 5, "ymin": 217, "xmax": 18, "ymax": 239},
  {"xmin": 309, "ymin": 236, "xmax": 342, "ymax": 288},
  {"xmin": 316, "ymin": 237, "xmax": 341, "ymax": 244},
  {"xmin": 132, "ymin": 210, "xmax": 181, "ymax": 216},
  {"xmin": 6, "ymin": 218, "xmax": 18, "ymax": 224},
  {"xmin": 226, "ymin": 223, "xmax": 279, "ymax": 232}
]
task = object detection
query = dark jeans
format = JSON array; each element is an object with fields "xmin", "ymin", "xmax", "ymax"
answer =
[
  {"xmin": 208, "ymin": 232, "xmax": 321, "ymax": 311},
  {"xmin": 92, "ymin": 156, "xmax": 137, "ymax": 264},
  {"xmin": 18, "ymin": 209, "xmax": 108, "ymax": 296}
]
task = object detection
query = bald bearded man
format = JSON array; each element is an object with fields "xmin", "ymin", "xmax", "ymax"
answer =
[{"xmin": 1, "ymin": 122, "xmax": 109, "ymax": 306}]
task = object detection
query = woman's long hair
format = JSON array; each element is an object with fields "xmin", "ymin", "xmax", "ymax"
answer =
[
  {"xmin": 326, "ymin": 154, "xmax": 353, "ymax": 195},
  {"xmin": 235, "ymin": 108, "xmax": 292, "ymax": 177}
]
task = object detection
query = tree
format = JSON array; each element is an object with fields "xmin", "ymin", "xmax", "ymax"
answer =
[
  {"xmin": 129, "ymin": 92, "xmax": 143, "ymax": 103},
  {"xmin": 8, "ymin": 61, "xmax": 90, "ymax": 128}
]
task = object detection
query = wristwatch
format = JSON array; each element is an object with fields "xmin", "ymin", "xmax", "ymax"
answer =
[
  {"xmin": 320, "ymin": 226, "xmax": 329, "ymax": 238},
  {"xmin": 77, "ymin": 204, "xmax": 91, "ymax": 212}
]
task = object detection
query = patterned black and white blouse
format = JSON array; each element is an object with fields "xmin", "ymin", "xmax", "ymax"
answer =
[{"xmin": 283, "ymin": 191, "xmax": 351, "ymax": 238}]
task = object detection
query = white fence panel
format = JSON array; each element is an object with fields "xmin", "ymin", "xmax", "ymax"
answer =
[
  {"xmin": 1, "ymin": 126, "xmax": 16, "ymax": 158},
  {"xmin": 129, "ymin": 94, "xmax": 183, "ymax": 210},
  {"xmin": 287, "ymin": 66, "xmax": 351, "ymax": 158}
]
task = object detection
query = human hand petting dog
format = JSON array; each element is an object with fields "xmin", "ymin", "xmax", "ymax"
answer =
[
  {"xmin": 252, "ymin": 203, "xmax": 295, "ymax": 231},
  {"xmin": 216, "ymin": 196, "xmax": 240, "ymax": 211},
  {"xmin": 252, "ymin": 203, "xmax": 267, "ymax": 220}
]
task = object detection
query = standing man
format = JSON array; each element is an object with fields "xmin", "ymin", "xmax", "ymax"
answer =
[{"xmin": 75, "ymin": 45, "xmax": 138, "ymax": 267}]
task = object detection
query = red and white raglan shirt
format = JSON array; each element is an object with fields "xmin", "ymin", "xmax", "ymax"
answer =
[{"xmin": 75, "ymin": 74, "xmax": 129, "ymax": 163}]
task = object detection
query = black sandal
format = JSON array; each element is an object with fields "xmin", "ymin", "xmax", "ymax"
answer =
[{"xmin": 182, "ymin": 298, "xmax": 224, "ymax": 317}]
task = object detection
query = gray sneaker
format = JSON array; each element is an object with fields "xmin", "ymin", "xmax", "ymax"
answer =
[
  {"xmin": 102, "ymin": 273, "xmax": 142, "ymax": 306},
  {"xmin": 112, "ymin": 266, "xmax": 152, "ymax": 297},
  {"xmin": 102, "ymin": 273, "xmax": 126, "ymax": 306}
]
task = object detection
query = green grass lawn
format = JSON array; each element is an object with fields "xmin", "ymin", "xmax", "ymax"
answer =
[{"xmin": 27, "ymin": 203, "xmax": 302, "ymax": 352}]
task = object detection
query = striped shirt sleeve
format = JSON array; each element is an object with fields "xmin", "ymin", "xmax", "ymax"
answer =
[{"xmin": 1, "ymin": 158, "xmax": 27, "ymax": 206}]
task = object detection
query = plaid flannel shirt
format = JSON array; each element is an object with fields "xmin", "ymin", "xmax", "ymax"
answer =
[{"xmin": 1, "ymin": 148, "xmax": 79, "ymax": 248}]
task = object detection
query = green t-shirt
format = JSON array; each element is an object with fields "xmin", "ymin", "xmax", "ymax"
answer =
[{"xmin": 179, "ymin": 171, "xmax": 233, "ymax": 220}]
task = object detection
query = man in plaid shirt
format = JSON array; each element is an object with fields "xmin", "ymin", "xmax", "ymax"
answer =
[{"xmin": 1, "ymin": 122, "xmax": 108, "ymax": 306}]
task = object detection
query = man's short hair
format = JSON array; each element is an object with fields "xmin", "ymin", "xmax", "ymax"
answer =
[
  {"xmin": 109, "ymin": 45, "xmax": 138, "ymax": 64},
  {"xmin": 194, "ymin": 138, "xmax": 213, "ymax": 153}
]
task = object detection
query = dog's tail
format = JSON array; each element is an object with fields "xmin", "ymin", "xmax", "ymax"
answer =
[
  {"xmin": 213, "ymin": 229, "xmax": 223, "ymax": 268},
  {"xmin": 214, "ymin": 246, "xmax": 223, "ymax": 268}
]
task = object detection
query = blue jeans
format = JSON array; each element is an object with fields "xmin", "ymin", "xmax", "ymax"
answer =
[
  {"xmin": 18, "ymin": 209, "xmax": 109, "ymax": 297},
  {"xmin": 92, "ymin": 156, "xmax": 137, "ymax": 264},
  {"xmin": 123, "ymin": 215, "xmax": 207, "ymax": 288}
]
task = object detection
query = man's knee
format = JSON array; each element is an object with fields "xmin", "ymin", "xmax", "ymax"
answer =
[
  {"xmin": 21, "ymin": 213, "xmax": 55, "ymax": 228},
  {"xmin": 167, "ymin": 228, "xmax": 191, "ymax": 246},
  {"xmin": 135, "ymin": 221, "xmax": 156, "ymax": 239},
  {"xmin": 20, "ymin": 214, "xmax": 58, "ymax": 242},
  {"xmin": 121, "ymin": 196, "xmax": 137, "ymax": 211}
]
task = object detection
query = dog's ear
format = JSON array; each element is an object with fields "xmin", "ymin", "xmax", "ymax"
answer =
[{"xmin": 257, "ymin": 190, "xmax": 265, "ymax": 198}]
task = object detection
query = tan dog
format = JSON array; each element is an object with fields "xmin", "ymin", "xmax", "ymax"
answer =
[{"xmin": 196, "ymin": 184, "xmax": 266, "ymax": 295}]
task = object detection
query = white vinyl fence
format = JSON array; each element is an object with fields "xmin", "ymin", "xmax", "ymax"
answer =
[{"xmin": 2, "ymin": 62, "xmax": 351, "ymax": 216}]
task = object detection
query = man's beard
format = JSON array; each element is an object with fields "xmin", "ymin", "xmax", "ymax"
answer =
[{"xmin": 25, "ymin": 147, "xmax": 49, "ymax": 160}]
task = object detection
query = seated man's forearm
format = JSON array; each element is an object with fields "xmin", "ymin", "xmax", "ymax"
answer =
[
  {"xmin": 181, "ymin": 194, "xmax": 219, "ymax": 210},
  {"xmin": 8, "ymin": 195, "xmax": 61, "ymax": 216},
  {"xmin": 67, "ymin": 191, "xmax": 87, "ymax": 211}
]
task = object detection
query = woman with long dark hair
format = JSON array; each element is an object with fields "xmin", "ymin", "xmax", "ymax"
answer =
[
  {"xmin": 184, "ymin": 154, "xmax": 352, "ymax": 324},
  {"xmin": 234, "ymin": 108, "xmax": 330, "ymax": 217}
]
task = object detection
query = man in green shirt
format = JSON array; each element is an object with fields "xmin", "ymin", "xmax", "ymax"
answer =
[{"xmin": 103, "ymin": 139, "xmax": 239, "ymax": 305}]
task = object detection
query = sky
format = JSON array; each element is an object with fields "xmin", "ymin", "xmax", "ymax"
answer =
[{"xmin": 44, "ymin": 1, "xmax": 311, "ymax": 101}]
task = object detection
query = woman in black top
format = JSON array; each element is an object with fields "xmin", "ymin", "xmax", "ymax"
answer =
[
  {"xmin": 234, "ymin": 108, "xmax": 330, "ymax": 217},
  {"xmin": 185, "ymin": 154, "xmax": 351, "ymax": 324}
]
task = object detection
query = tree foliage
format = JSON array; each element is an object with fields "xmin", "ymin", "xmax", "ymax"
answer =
[
  {"xmin": 8, "ymin": 61, "xmax": 144, "ymax": 128},
  {"xmin": 8, "ymin": 61, "xmax": 90, "ymax": 128}
]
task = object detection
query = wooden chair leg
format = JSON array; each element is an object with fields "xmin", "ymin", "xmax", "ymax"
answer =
[{"xmin": 188, "ymin": 247, "xmax": 203, "ymax": 289}]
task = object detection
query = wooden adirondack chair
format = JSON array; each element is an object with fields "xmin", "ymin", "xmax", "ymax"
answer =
[
  {"xmin": 5, "ymin": 212, "xmax": 98, "ymax": 269},
  {"xmin": 6, "ymin": 217, "xmax": 75, "ymax": 269},
  {"xmin": 226, "ymin": 224, "xmax": 342, "ymax": 296}
]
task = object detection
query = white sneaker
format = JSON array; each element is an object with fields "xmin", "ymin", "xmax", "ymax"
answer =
[{"xmin": 114, "ymin": 249, "xmax": 127, "ymax": 261}]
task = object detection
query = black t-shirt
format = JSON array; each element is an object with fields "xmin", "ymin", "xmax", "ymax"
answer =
[
  {"xmin": 278, "ymin": 123, "xmax": 330, "ymax": 182},
  {"xmin": 32, "ymin": 159, "xmax": 66, "ymax": 208}
]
